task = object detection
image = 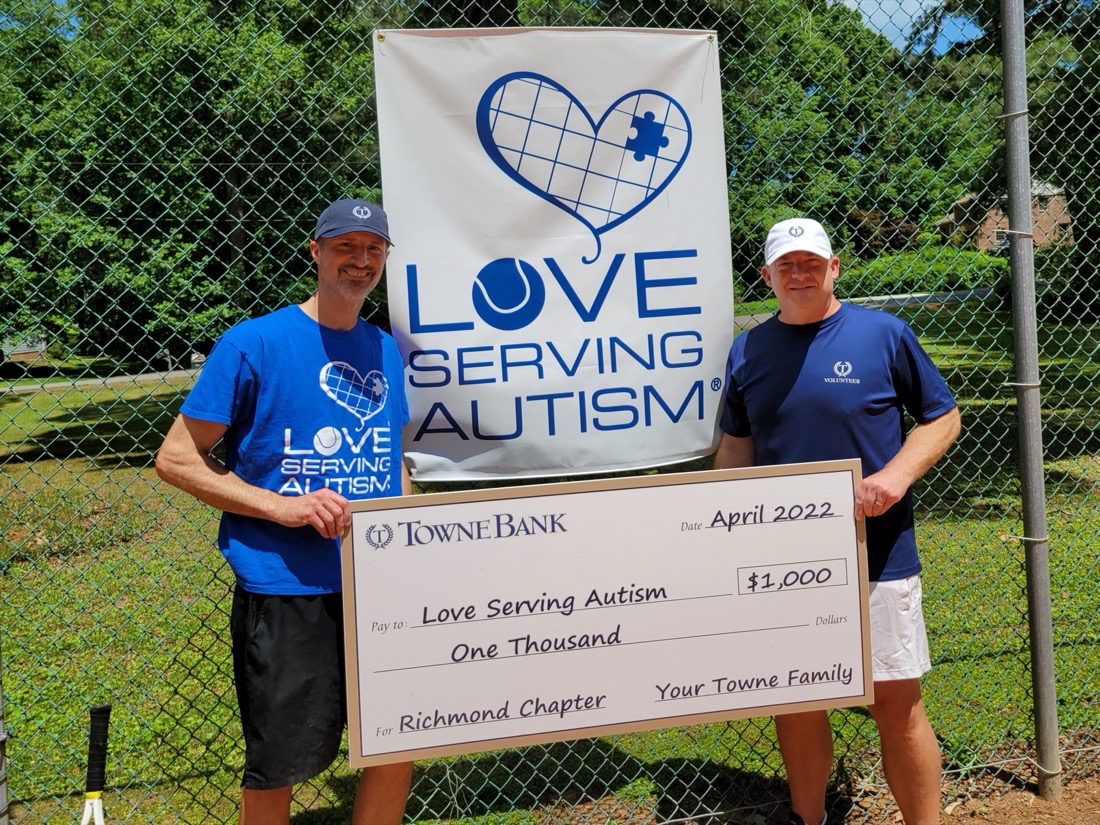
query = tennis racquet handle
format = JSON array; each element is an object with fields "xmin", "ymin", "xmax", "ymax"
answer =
[{"xmin": 85, "ymin": 704, "xmax": 112, "ymax": 794}]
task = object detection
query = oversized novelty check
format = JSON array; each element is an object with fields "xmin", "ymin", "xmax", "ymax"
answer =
[{"xmin": 342, "ymin": 459, "xmax": 871, "ymax": 766}]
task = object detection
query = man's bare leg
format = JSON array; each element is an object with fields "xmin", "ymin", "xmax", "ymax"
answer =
[
  {"xmin": 868, "ymin": 679, "xmax": 941, "ymax": 825},
  {"xmin": 240, "ymin": 786, "xmax": 292, "ymax": 825},
  {"xmin": 352, "ymin": 761, "xmax": 413, "ymax": 825},
  {"xmin": 775, "ymin": 710, "xmax": 833, "ymax": 824}
]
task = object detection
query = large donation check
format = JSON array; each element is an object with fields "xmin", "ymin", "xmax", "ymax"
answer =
[{"xmin": 343, "ymin": 459, "xmax": 870, "ymax": 767}]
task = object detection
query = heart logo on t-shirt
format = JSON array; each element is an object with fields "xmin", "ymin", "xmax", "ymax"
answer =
[{"xmin": 320, "ymin": 362, "xmax": 389, "ymax": 429}]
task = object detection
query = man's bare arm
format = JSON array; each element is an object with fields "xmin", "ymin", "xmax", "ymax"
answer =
[
  {"xmin": 155, "ymin": 413, "xmax": 351, "ymax": 539},
  {"xmin": 713, "ymin": 434, "xmax": 756, "ymax": 470},
  {"xmin": 856, "ymin": 407, "xmax": 961, "ymax": 520}
]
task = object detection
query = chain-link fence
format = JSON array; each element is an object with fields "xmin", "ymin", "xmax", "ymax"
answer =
[{"xmin": 2, "ymin": 0, "xmax": 1098, "ymax": 822}]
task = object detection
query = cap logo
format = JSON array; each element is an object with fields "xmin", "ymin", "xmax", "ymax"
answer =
[
  {"xmin": 789, "ymin": 226, "xmax": 804, "ymax": 237},
  {"xmin": 352, "ymin": 205, "xmax": 372, "ymax": 220}
]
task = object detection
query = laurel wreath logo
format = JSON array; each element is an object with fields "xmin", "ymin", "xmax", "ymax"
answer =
[{"xmin": 364, "ymin": 523, "xmax": 394, "ymax": 550}]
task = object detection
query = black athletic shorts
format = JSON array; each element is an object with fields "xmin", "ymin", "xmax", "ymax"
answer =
[{"xmin": 230, "ymin": 585, "xmax": 347, "ymax": 790}]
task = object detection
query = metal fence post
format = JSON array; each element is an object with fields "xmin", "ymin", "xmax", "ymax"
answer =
[{"xmin": 1000, "ymin": 0, "xmax": 1063, "ymax": 802}]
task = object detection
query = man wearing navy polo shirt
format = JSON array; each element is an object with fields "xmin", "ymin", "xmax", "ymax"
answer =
[{"xmin": 714, "ymin": 218, "xmax": 961, "ymax": 825}]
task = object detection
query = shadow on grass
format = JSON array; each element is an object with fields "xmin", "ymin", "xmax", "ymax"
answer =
[
  {"xmin": 3, "ymin": 303, "xmax": 1098, "ymax": 519},
  {"xmin": 290, "ymin": 739, "xmax": 860, "ymax": 825},
  {"xmin": 421, "ymin": 740, "xmax": 797, "ymax": 824},
  {"xmin": 7, "ymin": 382, "xmax": 1097, "ymax": 510},
  {"xmin": 0, "ymin": 386, "xmax": 187, "ymax": 468}
]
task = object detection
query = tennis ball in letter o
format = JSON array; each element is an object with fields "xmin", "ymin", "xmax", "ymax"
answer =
[
  {"xmin": 471, "ymin": 258, "xmax": 546, "ymax": 331},
  {"xmin": 313, "ymin": 426, "xmax": 342, "ymax": 456}
]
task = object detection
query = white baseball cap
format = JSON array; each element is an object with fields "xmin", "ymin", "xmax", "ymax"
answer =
[{"xmin": 764, "ymin": 218, "xmax": 833, "ymax": 265}]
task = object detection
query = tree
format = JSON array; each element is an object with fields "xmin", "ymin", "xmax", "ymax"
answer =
[
  {"xmin": 603, "ymin": 0, "xmax": 992, "ymax": 292},
  {"xmin": 0, "ymin": 1, "xmax": 79, "ymax": 345},
  {"xmin": 2, "ymin": 0, "xmax": 390, "ymax": 365},
  {"xmin": 909, "ymin": 0, "xmax": 1098, "ymax": 313},
  {"xmin": 1031, "ymin": 38, "xmax": 1100, "ymax": 316},
  {"xmin": 1, "ymin": 0, "xmax": 1010, "ymax": 354}
]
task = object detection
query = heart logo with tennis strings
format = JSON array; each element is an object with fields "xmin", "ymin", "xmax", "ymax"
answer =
[
  {"xmin": 476, "ymin": 72, "xmax": 692, "ymax": 262},
  {"xmin": 319, "ymin": 362, "xmax": 389, "ymax": 430}
]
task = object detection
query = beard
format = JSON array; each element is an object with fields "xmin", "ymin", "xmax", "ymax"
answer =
[{"xmin": 332, "ymin": 267, "xmax": 381, "ymax": 299}]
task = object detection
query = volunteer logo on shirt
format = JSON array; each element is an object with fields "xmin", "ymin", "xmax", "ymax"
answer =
[{"xmin": 825, "ymin": 360, "xmax": 860, "ymax": 384}]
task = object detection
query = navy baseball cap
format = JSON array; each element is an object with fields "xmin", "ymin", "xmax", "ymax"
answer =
[{"xmin": 313, "ymin": 199, "xmax": 393, "ymax": 244}]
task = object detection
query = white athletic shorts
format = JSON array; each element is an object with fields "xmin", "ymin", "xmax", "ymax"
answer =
[{"xmin": 868, "ymin": 574, "xmax": 931, "ymax": 681}]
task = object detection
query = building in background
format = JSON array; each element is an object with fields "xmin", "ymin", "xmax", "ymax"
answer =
[{"xmin": 938, "ymin": 180, "xmax": 1073, "ymax": 254}]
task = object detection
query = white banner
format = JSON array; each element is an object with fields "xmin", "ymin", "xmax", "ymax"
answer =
[{"xmin": 376, "ymin": 28, "xmax": 734, "ymax": 480}]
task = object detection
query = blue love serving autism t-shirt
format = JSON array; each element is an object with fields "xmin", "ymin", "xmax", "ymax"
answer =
[
  {"xmin": 719, "ymin": 302, "xmax": 956, "ymax": 581},
  {"xmin": 181, "ymin": 305, "xmax": 409, "ymax": 595}
]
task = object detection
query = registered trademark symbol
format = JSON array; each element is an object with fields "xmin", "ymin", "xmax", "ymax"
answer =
[{"xmin": 711, "ymin": 378, "xmax": 722, "ymax": 391}]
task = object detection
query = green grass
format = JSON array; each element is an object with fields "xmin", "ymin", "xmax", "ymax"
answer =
[
  {"xmin": 734, "ymin": 297, "xmax": 779, "ymax": 317},
  {"xmin": 2, "ymin": 302, "xmax": 1099, "ymax": 823}
]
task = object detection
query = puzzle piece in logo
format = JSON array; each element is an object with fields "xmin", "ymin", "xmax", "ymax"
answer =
[
  {"xmin": 319, "ymin": 362, "xmax": 389, "ymax": 430},
  {"xmin": 625, "ymin": 111, "xmax": 670, "ymax": 161}
]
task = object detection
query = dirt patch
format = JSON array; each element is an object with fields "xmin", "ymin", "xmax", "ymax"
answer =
[
  {"xmin": 535, "ymin": 774, "xmax": 1100, "ymax": 824},
  {"xmin": 942, "ymin": 774, "xmax": 1100, "ymax": 823}
]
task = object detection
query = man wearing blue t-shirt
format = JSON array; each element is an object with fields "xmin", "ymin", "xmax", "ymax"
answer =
[
  {"xmin": 714, "ymin": 218, "xmax": 960, "ymax": 825},
  {"xmin": 156, "ymin": 199, "xmax": 413, "ymax": 825}
]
